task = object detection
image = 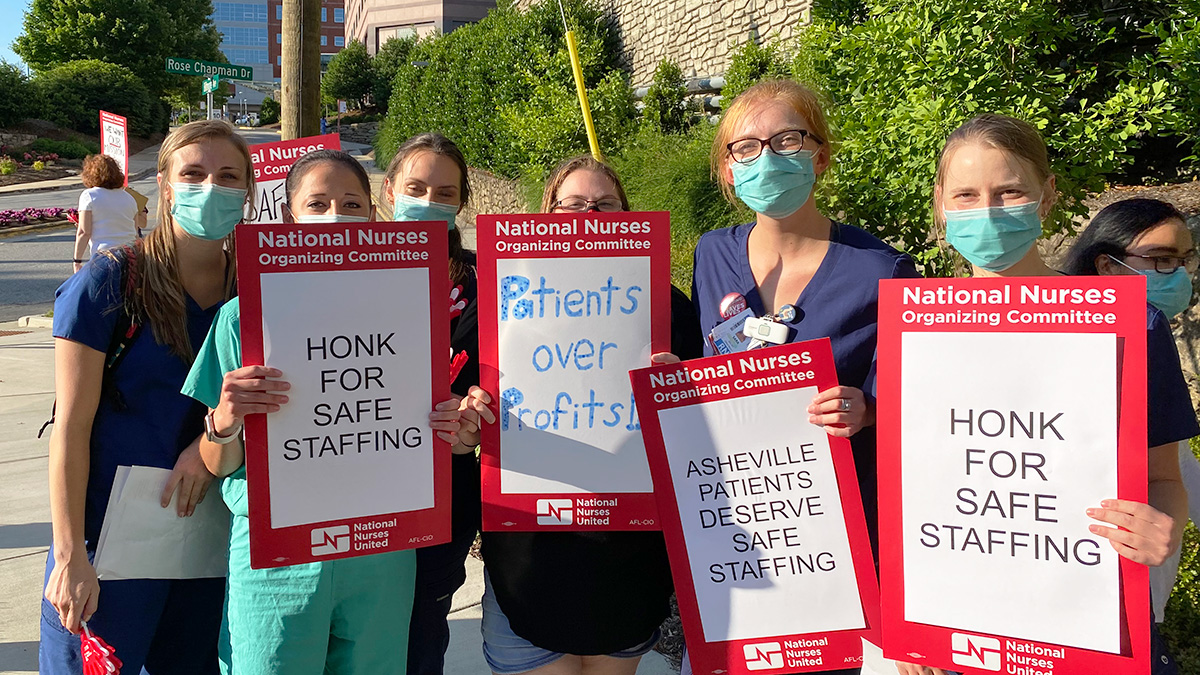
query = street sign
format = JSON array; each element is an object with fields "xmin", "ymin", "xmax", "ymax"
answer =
[
  {"xmin": 166, "ymin": 57, "xmax": 253, "ymax": 81},
  {"xmin": 202, "ymin": 75, "xmax": 220, "ymax": 94}
]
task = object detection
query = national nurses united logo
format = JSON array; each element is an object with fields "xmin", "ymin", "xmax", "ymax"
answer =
[
  {"xmin": 536, "ymin": 499, "xmax": 573, "ymax": 525},
  {"xmin": 743, "ymin": 642, "xmax": 784, "ymax": 671},
  {"xmin": 951, "ymin": 633, "xmax": 1001, "ymax": 671},
  {"xmin": 310, "ymin": 525, "xmax": 350, "ymax": 556}
]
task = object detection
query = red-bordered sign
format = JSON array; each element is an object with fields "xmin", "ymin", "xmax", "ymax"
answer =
[
  {"xmin": 99, "ymin": 111, "xmax": 128, "ymax": 186},
  {"xmin": 877, "ymin": 276, "xmax": 1149, "ymax": 675},
  {"xmin": 631, "ymin": 339, "xmax": 882, "ymax": 675},
  {"xmin": 477, "ymin": 212, "xmax": 671, "ymax": 531},
  {"xmin": 248, "ymin": 134, "xmax": 341, "ymax": 224},
  {"xmin": 236, "ymin": 220, "xmax": 451, "ymax": 568}
]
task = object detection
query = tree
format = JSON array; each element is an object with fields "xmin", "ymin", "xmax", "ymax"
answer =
[
  {"xmin": 0, "ymin": 62, "xmax": 36, "ymax": 128},
  {"xmin": 260, "ymin": 96, "xmax": 281, "ymax": 125},
  {"xmin": 642, "ymin": 59, "xmax": 689, "ymax": 134},
  {"xmin": 34, "ymin": 60, "xmax": 155, "ymax": 135},
  {"xmin": 14, "ymin": 0, "xmax": 223, "ymax": 98},
  {"xmin": 372, "ymin": 37, "xmax": 415, "ymax": 113},
  {"xmin": 321, "ymin": 40, "xmax": 375, "ymax": 109}
]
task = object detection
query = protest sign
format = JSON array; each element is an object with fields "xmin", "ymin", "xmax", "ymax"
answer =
[
  {"xmin": 630, "ymin": 339, "xmax": 881, "ymax": 674},
  {"xmin": 99, "ymin": 111, "xmax": 128, "ymax": 185},
  {"xmin": 236, "ymin": 220, "xmax": 451, "ymax": 568},
  {"xmin": 477, "ymin": 212, "xmax": 670, "ymax": 531},
  {"xmin": 877, "ymin": 276, "xmax": 1149, "ymax": 675},
  {"xmin": 248, "ymin": 134, "xmax": 341, "ymax": 223}
]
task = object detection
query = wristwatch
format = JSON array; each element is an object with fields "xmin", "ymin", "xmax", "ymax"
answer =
[{"xmin": 204, "ymin": 410, "xmax": 242, "ymax": 444}]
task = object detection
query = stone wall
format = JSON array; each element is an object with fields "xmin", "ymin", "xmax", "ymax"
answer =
[
  {"xmin": 337, "ymin": 121, "xmax": 381, "ymax": 146},
  {"xmin": 514, "ymin": 0, "xmax": 813, "ymax": 86},
  {"xmin": 0, "ymin": 131, "xmax": 38, "ymax": 149},
  {"xmin": 458, "ymin": 168, "xmax": 525, "ymax": 250}
]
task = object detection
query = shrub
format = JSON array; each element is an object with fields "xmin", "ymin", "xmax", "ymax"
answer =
[
  {"xmin": 792, "ymin": 0, "xmax": 1180, "ymax": 272},
  {"xmin": 0, "ymin": 157, "xmax": 15, "ymax": 175},
  {"xmin": 377, "ymin": 0, "xmax": 629, "ymax": 178},
  {"xmin": 722, "ymin": 40, "xmax": 791, "ymax": 108},
  {"xmin": 30, "ymin": 138, "xmax": 99, "ymax": 159},
  {"xmin": 33, "ymin": 60, "xmax": 156, "ymax": 136},
  {"xmin": 642, "ymin": 59, "xmax": 690, "ymax": 134},
  {"xmin": 32, "ymin": 160, "xmax": 44, "ymax": 170},
  {"xmin": 609, "ymin": 124, "xmax": 752, "ymax": 289},
  {"xmin": 260, "ymin": 96, "xmax": 280, "ymax": 125},
  {"xmin": 0, "ymin": 62, "xmax": 35, "ymax": 128},
  {"xmin": 1162, "ymin": 437, "xmax": 1200, "ymax": 673}
]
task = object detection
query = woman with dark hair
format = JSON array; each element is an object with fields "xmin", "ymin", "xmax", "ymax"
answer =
[
  {"xmin": 1062, "ymin": 198, "xmax": 1200, "ymax": 627},
  {"xmin": 73, "ymin": 154, "xmax": 138, "ymax": 272},
  {"xmin": 183, "ymin": 149, "xmax": 466, "ymax": 674}
]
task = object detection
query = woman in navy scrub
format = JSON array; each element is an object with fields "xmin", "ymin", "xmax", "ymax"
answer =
[
  {"xmin": 40, "ymin": 120, "xmax": 253, "ymax": 674},
  {"xmin": 931, "ymin": 115, "xmax": 1189, "ymax": 675},
  {"xmin": 670, "ymin": 78, "xmax": 918, "ymax": 675},
  {"xmin": 1060, "ymin": 197, "xmax": 1199, "ymax": 635}
]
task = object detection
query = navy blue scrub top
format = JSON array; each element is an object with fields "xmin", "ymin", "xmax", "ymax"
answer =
[
  {"xmin": 1146, "ymin": 304, "xmax": 1199, "ymax": 448},
  {"xmin": 691, "ymin": 221, "xmax": 920, "ymax": 550},
  {"xmin": 53, "ymin": 252, "xmax": 224, "ymax": 548}
]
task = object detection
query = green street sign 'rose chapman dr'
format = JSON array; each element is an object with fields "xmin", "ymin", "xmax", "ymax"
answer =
[{"xmin": 166, "ymin": 57, "xmax": 253, "ymax": 81}]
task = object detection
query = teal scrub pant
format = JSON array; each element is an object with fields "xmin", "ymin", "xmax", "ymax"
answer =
[{"xmin": 223, "ymin": 514, "xmax": 417, "ymax": 675}]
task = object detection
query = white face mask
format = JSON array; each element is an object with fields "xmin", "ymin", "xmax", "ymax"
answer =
[{"xmin": 293, "ymin": 214, "xmax": 370, "ymax": 223}]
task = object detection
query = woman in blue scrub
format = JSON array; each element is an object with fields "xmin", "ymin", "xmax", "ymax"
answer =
[
  {"xmin": 676, "ymin": 78, "xmax": 918, "ymax": 675},
  {"xmin": 1060, "ymin": 197, "xmax": 1200, "ymax": 628},
  {"xmin": 40, "ymin": 120, "xmax": 252, "ymax": 674},
  {"xmin": 182, "ymin": 150, "xmax": 467, "ymax": 675},
  {"xmin": 930, "ymin": 115, "xmax": 1190, "ymax": 675}
]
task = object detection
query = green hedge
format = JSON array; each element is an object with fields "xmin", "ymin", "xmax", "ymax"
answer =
[
  {"xmin": 1163, "ymin": 438, "xmax": 1200, "ymax": 674},
  {"xmin": 0, "ymin": 62, "xmax": 35, "ymax": 129},
  {"xmin": 29, "ymin": 138, "xmax": 99, "ymax": 159},
  {"xmin": 33, "ymin": 59, "xmax": 158, "ymax": 136}
]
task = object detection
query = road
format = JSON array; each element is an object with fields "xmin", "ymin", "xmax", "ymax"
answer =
[{"xmin": 0, "ymin": 129, "xmax": 281, "ymax": 322}]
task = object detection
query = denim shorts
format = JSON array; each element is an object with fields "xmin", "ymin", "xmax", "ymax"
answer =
[{"xmin": 480, "ymin": 570, "xmax": 660, "ymax": 674}]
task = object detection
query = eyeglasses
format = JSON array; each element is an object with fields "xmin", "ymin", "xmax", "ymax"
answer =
[
  {"xmin": 553, "ymin": 197, "xmax": 624, "ymax": 213},
  {"xmin": 1123, "ymin": 252, "xmax": 1199, "ymax": 274},
  {"xmin": 727, "ymin": 129, "xmax": 824, "ymax": 164}
]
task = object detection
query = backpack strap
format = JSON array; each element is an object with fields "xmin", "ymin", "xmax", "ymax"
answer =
[{"xmin": 38, "ymin": 248, "xmax": 144, "ymax": 438}]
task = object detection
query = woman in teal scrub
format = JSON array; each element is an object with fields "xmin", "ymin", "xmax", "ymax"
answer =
[{"xmin": 182, "ymin": 149, "xmax": 466, "ymax": 675}]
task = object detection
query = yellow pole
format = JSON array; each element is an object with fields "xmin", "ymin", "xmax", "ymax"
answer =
[{"xmin": 564, "ymin": 30, "xmax": 603, "ymax": 161}]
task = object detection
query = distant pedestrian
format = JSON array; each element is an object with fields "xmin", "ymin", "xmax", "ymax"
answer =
[
  {"xmin": 72, "ymin": 155, "xmax": 136, "ymax": 273},
  {"xmin": 320, "ymin": 116, "xmax": 328, "ymax": 135}
]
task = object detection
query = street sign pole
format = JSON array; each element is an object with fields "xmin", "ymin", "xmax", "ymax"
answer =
[{"xmin": 207, "ymin": 91, "xmax": 214, "ymax": 120}]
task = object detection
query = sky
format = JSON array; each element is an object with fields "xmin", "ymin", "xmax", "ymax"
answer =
[{"xmin": 0, "ymin": 0, "xmax": 29, "ymax": 70}]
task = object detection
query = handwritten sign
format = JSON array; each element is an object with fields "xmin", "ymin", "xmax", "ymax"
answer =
[
  {"xmin": 476, "ymin": 212, "xmax": 671, "ymax": 530},
  {"xmin": 877, "ymin": 276, "xmax": 1150, "ymax": 675},
  {"xmin": 99, "ymin": 111, "xmax": 128, "ymax": 186},
  {"xmin": 248, "ymin": 134, "xmax": 342, "ymax": 223},
  {"xmin": 631, "ymin": 339, "xmax": 881, "ymax": 674},
  {"xmin": 236, "ymin": 220, "xmax": 451, "ymax": 568}
]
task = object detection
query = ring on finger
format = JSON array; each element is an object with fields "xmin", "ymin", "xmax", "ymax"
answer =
[{"xmin": 838, "ymin": 398, "xmax": 852, "ymax": 412}]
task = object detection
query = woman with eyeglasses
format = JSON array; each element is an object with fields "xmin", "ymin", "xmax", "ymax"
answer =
[
  {"xmin": 1061, "ymin": 198, "xmax": 1200, "ymax": 631},
  {"xmin": 471, "ymin": 155, "xmax": 704, "ymax": 675}
]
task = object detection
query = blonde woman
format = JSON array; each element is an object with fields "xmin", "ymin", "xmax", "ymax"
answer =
[{"xmin": 40, "ymin": 120, "xmax": 251, "ymax": 674}]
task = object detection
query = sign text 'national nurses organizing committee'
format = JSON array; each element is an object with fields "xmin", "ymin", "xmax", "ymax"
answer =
[
  {"xmin": 631, "ymin": 339, "xmax": 881, "ymax": 675},
  {"xmin": 477, "ymin": 212, "xmax": 671, "ymax": 531},
  {"xmin": 877, "ymin": 276, "xmax": 1150, "ymax": 675},
  {"xmin": 237, "ymin": 220, "xmax": 451, "ymax": 568}
]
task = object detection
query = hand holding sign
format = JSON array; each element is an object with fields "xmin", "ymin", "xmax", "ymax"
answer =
[
  {"xmin": 806, "ymin": 386, "xmax": 872, "ymax": 438},
  {"xmin": 1086, "ymin": 499, "xmax": 1177, "ymax": 566}
]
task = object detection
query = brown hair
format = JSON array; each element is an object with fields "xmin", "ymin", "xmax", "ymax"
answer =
[
  {"xmin": 540, "ymin": 155, "xmax": 630, "ymax": 213},
  {"xmin": 711, "ymin": 79, "xmax": 834, "ymax": 203},
  {"xmin": 286, "ymin": 149, "xmax": 372, "ymax": 202},
  {"xmin": 383, "ymin": 132, "xmax": 471, "ymax": 285},
  {"xmin": 81, "ymin": 154, "xmax": 125, "ymax": 190},
  {"xmin": 933, "ymin": 114, "xmax": 1053, "ymax": 227},
  {"xmin": 105, "ymin": 120, "xmax": 253, "ymax": 361}
]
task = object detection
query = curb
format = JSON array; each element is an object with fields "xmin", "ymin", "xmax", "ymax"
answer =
[
  {"xmin": 0, "ymin": 219, "xmax": 73, "ymax": 238},
  {"xmin": 17, "ymin": 314, "xmax": 53, "ymax": 328},
  {"xmin": 0, "ymin": 167, "xmax": 157, "ymax": 197}
]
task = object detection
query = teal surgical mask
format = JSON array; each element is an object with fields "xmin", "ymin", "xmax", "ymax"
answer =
[
  {"xmin": 1109, "ymin": 256, "xmax": 1194, "ymax": 318},
  {"xmin": 731, "ymin": 150, "xmax": 816, "ymax": 219},
  {"xmin": 944, "ymin": 200, "xmax": 1043, "ymax": 272},
  {"xmin": 170, "ymin": 183, "xmax": 247, "ymax": 240},
  {"xmin": 392, "ymin": 194, "xmax": 458, "ymax": 230},
  {"xmin": 294, "ymin": 214, "xmax": 370, "ymax": 223}
]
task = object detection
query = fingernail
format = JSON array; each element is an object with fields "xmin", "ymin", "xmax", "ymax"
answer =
[
  {"xmin": 280, "ymin": 396, "xmax": 289, "ymax": 403},
  {"xmin": 1086, "ymin": 508, "xmax": 1097, "ymax": 516},
  {"xmin": 1089, "ymin": 525, "xmax": 1101, "ymax": 533},
  {"xmin": 1101, "ymin": 499, "xmax": 1115, "ymax": 507}
]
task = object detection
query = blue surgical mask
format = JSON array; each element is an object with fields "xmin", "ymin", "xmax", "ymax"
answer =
[
  {"xmin": 392, "ymin": 194, "xmax": 458, "ymax": 230},
  {"xmin": 170, "ymin": 183, "xmax": 247, "ymax": 240},
  {"xmin": 294, "ymin": 214, "xmax": 370, "ymax": 223},
  {"xmin": 1109, "ymin": 256, "xmax": 1194, "ymax": 318},
  {"xmin": 731, "ymin": 150, "xmax": 816, "ymax": 219},
  {"xmin": 944, "ymin": 200, "xmax": 1043, "ymax": 272}
]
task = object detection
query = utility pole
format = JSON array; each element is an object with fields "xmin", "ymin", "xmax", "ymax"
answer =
[{"xmin": 281, "ymin": 0, "xmax": 321, "ymax": 140}]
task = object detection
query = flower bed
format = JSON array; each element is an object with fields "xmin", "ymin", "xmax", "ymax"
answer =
[{"xmin": 0, "ymin": 207, "xmax": 77, "ymax": 229}]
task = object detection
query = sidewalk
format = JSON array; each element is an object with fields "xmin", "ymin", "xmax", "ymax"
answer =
[
  {"xmin": 0, "ymin": 324, "xmax": 672, "ymax": 675},
  {"xmin": 0, "ymin": 144, "xmax": 160, "ymax": 197}
]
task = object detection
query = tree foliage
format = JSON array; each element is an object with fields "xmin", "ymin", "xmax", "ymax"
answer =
[
  {"xmin": 322, "ymin": 40, "xmax": 375, "ymax": 109},
  {"xmin": 0, "ymin": 63, "xmax": 35, "ymax": 128},
  {"xmin": 260, "ymin": 96, "xmax": 281, "ymax": 125},
  {"xmin": 34, "ymin": 60, "xmax": 157, "ymax": 136},
  {"xmin": 377, "ymin": 0, "xmax": 631, "ymax": 177},
  {"xmin": 372, "ymin": 37, "xmax": 416, "ymax": 113},
  {"xmin": 14, "ymin": 0, "xmax": 223, "ymax": 98},
  {"xmin": 642, "ymin": 59, "xmax": 690, "ymax": 134}
]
